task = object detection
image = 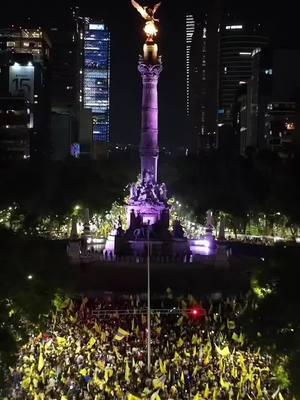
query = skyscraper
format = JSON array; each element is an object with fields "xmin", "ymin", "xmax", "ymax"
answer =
[
  {"xmin": 186, "ymin": 0, "xmax": 223, "ymax": 151},
  {"xmin": 79, "ymin": 19, "xmax": 110, "ymax": 144},
  {"xmin": 47, "ymin": 11, "xmax": 78, "ymax": 161},
  {"xmin": 218, "ymin": 22, "xmax": 268, "ymax": 131},
  {"xmin": 236, "ymin": 48, "xmax": 300, "ymax": 156},
  {"xmin": 0, "ymin": 27, "xmax": 51, "ymax": 159},
  {"xmin": 186, "ymin": 14, "xmax": 195, "ymax": 118}
]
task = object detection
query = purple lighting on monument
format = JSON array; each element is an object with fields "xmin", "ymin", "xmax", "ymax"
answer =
[
  {"xmin": 138, "ymin": 59, "xmax": 162, "ymax": 182},
  {"xmin": 124, "ymin": 21, "xmax": 166, "ymax": 233}
]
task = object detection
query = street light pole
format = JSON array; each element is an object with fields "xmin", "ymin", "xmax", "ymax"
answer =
[{"xmin": 147, "ymin": 222, "xmax": 151, "ymax": 373}]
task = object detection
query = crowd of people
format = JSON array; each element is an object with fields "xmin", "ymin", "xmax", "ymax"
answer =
[{"xmin": 7, "ymin": 292, "xmax": 288, "ymax": 399}]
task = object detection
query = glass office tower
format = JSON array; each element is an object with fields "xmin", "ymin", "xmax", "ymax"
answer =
[{"xmin": 82, "ymin": 20, "xmax": 110, "ymax": 142}]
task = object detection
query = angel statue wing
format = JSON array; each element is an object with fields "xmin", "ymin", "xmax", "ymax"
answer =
[
  {"xmin": 152, "ymin": 2, "xmax": 161, "ymax": 17},
  {"xmin": 131, "ymin": 0, "xmax": 149, "ymax": 20}
]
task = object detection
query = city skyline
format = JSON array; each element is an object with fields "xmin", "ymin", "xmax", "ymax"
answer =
[{"xmin": 0, "ymin": 0, "xmax": 298, "ymax": 149}]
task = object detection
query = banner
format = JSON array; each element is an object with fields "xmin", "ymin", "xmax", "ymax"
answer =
[{"xmin": 9, "ymin": 65, "xmax": 35, "ymax": 103}]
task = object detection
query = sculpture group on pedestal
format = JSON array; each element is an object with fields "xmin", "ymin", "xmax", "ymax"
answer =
[{"xmin": 129, "ymin": 171, "xmax": 168, "ymax": 206}]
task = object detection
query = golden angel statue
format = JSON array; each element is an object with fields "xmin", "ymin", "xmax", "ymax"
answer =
[{"xmin": 131, "ymin": 0, "xmax": 161, "ymax": 38}]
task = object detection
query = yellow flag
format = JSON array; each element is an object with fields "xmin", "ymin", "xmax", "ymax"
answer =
[
  {"xmin": 114, "ymin": 327, "xmax": 130, "ymax": 341},
  {"xmin": 38, "ymin": 351, "xmax": 44, "ymax": 372},
  {"xmin": 21, "ymin": 376, "xmax": 31, "ymax": 389},
  {"xmin": 159, "ymin": 358, "xmax": 167, "ymax": 374},
  {"xmin": 220, "ymin": 376, "xmax": 231, "ymax": 391},
  {"xmin": 150, "ymin": 390, "xmax": 161, "ymax": 400},
  {"xmin": 193, "ymin": 346, "xmax": 197, "ymax": 357},
  {"xmin": 87, "ymin": 337, "xmax": 96, "ymax": 348},
  {"xmin": 212, "ymin": 388, "xmax": 219, "ymax": 400},
  {"xmin": 215, "ymin": 344, "xmax": 230, "ymax": 357},
  {"xmin": 177, "ymin": 338, "xmax": 184, "ymax": 348},
  {"xmin": 192, "ymin": 334, "xmax": 198, "ymax": 345},
  {"xmin": 97, "ymin": 360, "xmax": 105, "ymax": 370},
  {"xmin": 80, "ymin": 368, "xmax": 88, "ymax": 376},
  {"xmin": 155, "ymin": 326, "xmax": 162, "ymax": 335},
  {"xmin": 256, "ymin": 377, "xmax": 262, "ymax": 397},
  {"xmin": 153, "ymin": 375, "xmax": 166, "ymax": 389},
  {"xmin": 177, "ymin": 316, "xmax": 184, "ymax": 326},
  {"xmin": 231, "ymin": 366, "xmax": 238, "ymax": 379},
  {"xmin": 104, "ymin": 368, "xmax": 109, "ymax": 383},
  {"xmin": 125, "ymin": 361, "xmax": 130, "ymax": 383},
  {"xmin": 193, "ymin": 393, "xmax": 201, "ymax": 400},
  {"xmin": 180, "ymin": 371, "xmax": 185, "ymax": 384},
  {"xmin": 204, "ymin": 383, "xmax": 210, "ymax": 398},
  {"xmin": 128, "ymin": 394, "xmax": 142, "ymax": 400},
  {"xmin": 204, "ymin": 353, "xmax": 211, "ymax": 365},
  {"xmin": 232, "ymin": 332, "xmax": 240, "ymax": 343},
  {"xmin": 118, "ymin": 327, "xmax": 130, "ymax": 336},
  {"xmin": 56, "ymin": 336, "xmax": 67, "ymax": 347}
]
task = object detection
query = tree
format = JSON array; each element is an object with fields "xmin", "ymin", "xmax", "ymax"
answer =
[
  {"xmin": 0, "ymin": 227, "xmax": 77, "ymax": 393},
  {"xmin": 240, "ymin": 244, "xmax": 300, "ymax": 397}
]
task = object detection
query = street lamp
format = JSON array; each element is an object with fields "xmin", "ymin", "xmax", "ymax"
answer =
[{"xmin": 147, "ymin": 221, "xmax": 151, "ymax": 373}]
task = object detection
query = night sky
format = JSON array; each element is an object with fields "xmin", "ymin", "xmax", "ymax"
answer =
[{"xmin": 0, "ymin": 0, "xmax": 298, "ymax": 147}]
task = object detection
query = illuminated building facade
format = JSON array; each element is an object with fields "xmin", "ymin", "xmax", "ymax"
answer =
[
  {"xmin": 186, "ymin": 0, "xmax": 223, "ymax": 151},
  {"xmin": 79, "ymin": 19, "xmax": 110, "ymax": 143},
  {"xmin": 0, "ymin": 97, "xmax": 31, "ymax": 159},
  {"xmin": 0, "ymin": 27, "xmax": 51, "ymax": 159},
  {"xmin": 186, "ymin": 14, "xmax": 195, "ymax": 117},
  {"xmin": 235, "ymin": 48, "xmax": 300, "ymax": 156},
  {"xmin": 218, "ymin": 22, "xmax": 268, "ymax": 127}
]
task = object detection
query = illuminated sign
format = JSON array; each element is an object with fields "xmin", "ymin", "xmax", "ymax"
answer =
[
  {"xmin": 89, "ymin": 24, "xmax": 104, "ymax": 30},
  {"xmin": 9, "ymin": 65, "xmax": 34, "ymax": 103}
]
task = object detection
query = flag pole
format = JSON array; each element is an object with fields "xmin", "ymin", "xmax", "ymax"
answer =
[{"xmin": 147, "ymin": 221, "xmax": 151, "ymax": 373}]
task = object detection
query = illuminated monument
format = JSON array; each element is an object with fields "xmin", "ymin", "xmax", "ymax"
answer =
[
  {"xmin": 112, "ymin": 1, "xmax": 188, "ymax": 256},
  {"xmin": 101, "ymin": 1, "xmax": 216, "ymax": 260}
]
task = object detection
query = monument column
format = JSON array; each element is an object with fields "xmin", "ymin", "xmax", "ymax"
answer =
[{"xmin": 138, "ymin": 41, "xmax": 162, "ymax": 183}]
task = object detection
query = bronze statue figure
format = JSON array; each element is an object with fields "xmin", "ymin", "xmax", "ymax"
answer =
[{"xmin": 131, "ymin": 0, "xmax": 161, "ymax": 22}]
